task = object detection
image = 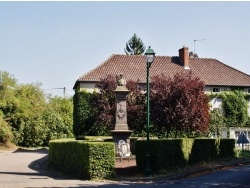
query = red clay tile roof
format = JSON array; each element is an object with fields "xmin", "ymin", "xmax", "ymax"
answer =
[{"xmin": 74, "ymin": 54, "xmax": 250, "ymax": 88}]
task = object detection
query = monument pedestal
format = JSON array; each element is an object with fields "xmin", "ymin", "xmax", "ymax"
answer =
[
  {"xmin": 111, "ymin": 85, "xmax": 133, "ymax": 155},
  {"xmin": 111, "ymin": 130, "xmax": 133, "ymax": 144}
]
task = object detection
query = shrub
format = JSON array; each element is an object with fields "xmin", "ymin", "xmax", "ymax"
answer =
[
  {"xmin": 135, "ymin": 139, "xmax": 193, "ymax": 172},
  {"xmin": 189, "ymin": 138, "xmax": 219, "ymax": 163},
  {"xmin": 0, "ymin": 115, "xmax": 13, "ymax": 145},
  {"xmin": 49, "ymin": 140, "xmax": 115, "ymax": 180},
  {"xmin": 218, "ymin": 138, "xmax": 236, "ymax": 158},
  {"xmin": 135, "ymin": 138, "xmax": 236, "ymax": 173},
  {"xmin": 221, "ymin": 90, "xmax": 248, "ymax": 127}
]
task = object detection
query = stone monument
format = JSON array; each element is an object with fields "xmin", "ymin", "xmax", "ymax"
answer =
[{"xmin": 111, "ymin": 74, "xmax": 133, "ymax": 154}]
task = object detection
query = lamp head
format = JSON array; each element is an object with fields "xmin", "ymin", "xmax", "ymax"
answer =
[{"xmin": 145, "ymin": 46, "xmax": 155, "ymax": 64}]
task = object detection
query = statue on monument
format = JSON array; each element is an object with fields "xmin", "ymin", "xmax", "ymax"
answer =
[{"xmin": 117, "ymin": 74, "xmax": 126, "ymax": 86}]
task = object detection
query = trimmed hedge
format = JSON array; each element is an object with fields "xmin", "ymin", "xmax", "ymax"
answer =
[
  {"xmin": 73, "ymin": 91, "xmax": 96, "ymax": 137},
  {"xmin": 189, "ymin": 138, "xmax": 219, "ymax": 163},
  {"xmin": 218, "ymin": 138, "xmax": 236, "ymax": 158},
  {"xmin": 135, "ymin": 139, "xmax": 193, "ymax": 172},
  {"xmin": 135, "ymin": 138, "xmax": 236, "ymax": 173},
  {"xmin": 49, "ymin": 140, "xmax": 115, "ymax": 180}
]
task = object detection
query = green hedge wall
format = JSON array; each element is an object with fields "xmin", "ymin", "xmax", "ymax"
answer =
[
  {"xmin": 73, "ymin": 91, "xmax": 96, "ymax": 137},
  {"xmin": 218, "ymin": 138, "xmax": 236, "ymax": 158},
  {"xmin": 135, "ymin": 139, "xmax": 194, "ymax": 172},
  {"xmin": 189, "ymin": 138, "xmax": 219, "ymax": 163},
  {"xmin": 49, "ymin": 140, "xmax": 115, "ymax": 180},
  {"xmin": 135, "ymin": 138, "xmax": 235, "ymax": 173}
]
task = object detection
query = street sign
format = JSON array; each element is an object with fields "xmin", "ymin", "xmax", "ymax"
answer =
[{"xmin": 237, "ymin": 132, "xmax": 249, "ymax": 144}]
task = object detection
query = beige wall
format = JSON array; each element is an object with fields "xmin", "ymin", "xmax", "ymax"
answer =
[
  {"xmin": 79, "ymin": 82, "xmax": 98, "ymax": 93},
  {"xmin": 204, "ymin": 86, "xmax": 231, "ymax": 94}
]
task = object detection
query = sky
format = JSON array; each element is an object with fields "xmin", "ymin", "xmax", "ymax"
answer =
[{"xmin": 1, "ymin": 1, "xmax": 250, "ymax": 97}]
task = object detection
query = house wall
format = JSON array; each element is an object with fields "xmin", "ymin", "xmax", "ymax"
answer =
[
  {"xmin": 206, "ymin": 86, "xmax": 250, "ymax": 115},
  {"xmin": 79, "ymin": 82, "xmax": 97, "ymax": 93},
  {"xmin": 204, "ymin": 86, "xmax": 231, "ymax": 93},
  {"xmin": 222, "ymin": 127, "xmax": 250, "ymax": 141}
]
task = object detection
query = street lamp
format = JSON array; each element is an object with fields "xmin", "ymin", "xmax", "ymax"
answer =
[{"xmin": 144, "ymin": 46, "xmax": 155, "ymax": 175}]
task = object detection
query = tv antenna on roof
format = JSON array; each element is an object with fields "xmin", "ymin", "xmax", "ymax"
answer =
[{"xmin": 194, "ymin": 39, "xmax": 206, "ymax": 55}]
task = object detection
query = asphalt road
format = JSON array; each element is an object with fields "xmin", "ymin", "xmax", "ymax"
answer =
[
  {"xmin": 0, "ymin": 148, "xmax": 165, "ymax": 188},
  {"xmin": 156, "ymin": 164, "xmax": 250, "ymax": 188},
  {"xmin": 1, "ymin": 148, "xmax": 250, "ymax": 188},
  {"xmin": 0, "ymin": 148, "xmax": 116, "ymax": 188}
]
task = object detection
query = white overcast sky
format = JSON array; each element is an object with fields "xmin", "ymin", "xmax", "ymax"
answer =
[{"xmin": 1, "ymin": 1, "xmax": 250, "ymax": 97}]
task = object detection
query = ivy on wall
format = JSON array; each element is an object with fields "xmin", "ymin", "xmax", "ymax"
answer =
[
  {"xmin": 209, "ymin": 109, "xmax": 224, "ymax": 137},
  {"xmin": 208, "ymin": 90, "xmax": 249, "ymax": 127}
]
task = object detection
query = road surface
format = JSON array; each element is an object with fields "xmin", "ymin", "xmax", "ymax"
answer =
[{"xmin": 1, "ymin": 148, "xmax": 250, "ymax": 188}]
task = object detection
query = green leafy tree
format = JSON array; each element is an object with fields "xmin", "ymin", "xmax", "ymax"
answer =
[
  {"xmin": 124, "ymin": 34, "xmax": 146, "ymax": 55},
  {"xmin": 20, "ymin": 115, "xmax": 47, "ymax": 147},
  {"xmin": 0, "ymin": 71, "xmax": 19, "ymax": 129},
  {"xmin": 221, "ymin": 90, "xmax": 248, "ymax": 127},
  {"xmin": 0, "ymin": 115, "xmax": 13, "ymax": 146},
  {"xmin": 12, "ymin": 83, "xmax": 47, "ymax": 145},
  {"xmin": 44, "ymin": 96, "xmax": 73, "ymax": 145},
  {"xmin": 0, "ymin": 70, "xmax": 74, "ymax": 147}
]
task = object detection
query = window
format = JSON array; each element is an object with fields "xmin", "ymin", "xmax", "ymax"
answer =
[
  {"xmin": 248, "ymin": 88, "xmax": 250, "ymax": 93},
  {"xmin": 213, "ymin": 88, "xmax": 220, "ymax": 93}
]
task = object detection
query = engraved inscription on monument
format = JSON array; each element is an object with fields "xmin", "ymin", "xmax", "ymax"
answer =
[{"xmin": 117, "ymin": 102, "xmax": 126, "ymax": 120}]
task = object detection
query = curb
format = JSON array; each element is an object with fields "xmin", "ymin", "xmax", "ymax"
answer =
[
  {"xmin": 168, "ymin": 159, "xmax": 250, "ymax": 181},
  {"xmin": 117, "ymin": 159, "xmax": 250, "ymax": 183}
]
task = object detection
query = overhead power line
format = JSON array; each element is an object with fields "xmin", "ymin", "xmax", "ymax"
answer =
[{"xmin": 43, "ymin": 87, "xmax": 66, "ymax": 97}]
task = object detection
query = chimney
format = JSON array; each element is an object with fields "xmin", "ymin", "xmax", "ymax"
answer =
[{"xmin": 179, "ymin": 46, "xmax": 190, "ymax": 69}]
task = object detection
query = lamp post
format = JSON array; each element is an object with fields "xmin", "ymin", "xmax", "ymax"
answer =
[{"xmin": 144, "ymin": 46, "xmax": 155, "ymax": 175}]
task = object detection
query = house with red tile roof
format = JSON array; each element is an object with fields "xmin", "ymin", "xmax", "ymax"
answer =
[
  {"xmin": 73, "ymin": 46, "xmax": 250, "ymax": 139},
  {"xmin": 74, "ymin": 46, "xmax": 250, "ymax": 95}
]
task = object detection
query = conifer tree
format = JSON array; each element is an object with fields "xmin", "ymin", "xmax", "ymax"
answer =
[{"xmin": 124, "ymin": 34, "xmax": 146, "ymax": 55}]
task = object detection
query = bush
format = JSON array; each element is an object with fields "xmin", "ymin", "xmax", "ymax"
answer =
[
  {"xmin": 189, "ymin": 138, "xmax": 219, "ymax": 163},
  {"xmin": 73, "ymin": 91, "xmax": 97, "ymax": 136},
  {"xmin": 49, "ymin": 140, "xmax": 115, "ymax": 180},
  {"xmin": 218, "ymin": 138, "xmax": 236, "ymax": 158},
  {"xmin": 20, "ymin": 116, "xmax": 47, "ymax": 147},
  {"xmin": 0, "ymin": 116, "xmax": 13, "ymax": 145},
  {"xmin": 135, "ymin": 139, "xmax": 193, "ymax": 172},
  {"xmin": 135, "ymin": 138, "xmax": 236, "ymax": 173}
]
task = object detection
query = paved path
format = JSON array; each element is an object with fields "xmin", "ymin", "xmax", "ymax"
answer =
[{"xmin": 0, "ymin": 148, "xmax": 165, "ymax": 188}]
